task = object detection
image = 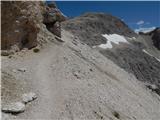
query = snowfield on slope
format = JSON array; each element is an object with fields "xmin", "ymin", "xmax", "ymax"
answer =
[
  {"xmin": 143, "ymin": 49, "xmax": 160, "ymax": 62},
  {"xmin": 99, "ymin": 34, "xmax": 129, "ymax": 49}
]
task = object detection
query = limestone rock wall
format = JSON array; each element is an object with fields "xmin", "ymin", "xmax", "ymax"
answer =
[{"xmin": 1, "ymin": 1, "xmax": 44, "ymax": 50}]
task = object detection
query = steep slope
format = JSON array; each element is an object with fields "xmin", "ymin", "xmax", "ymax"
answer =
[
  {"xmin": 63, "ymin": 13, "xmax": 160, "ymax": 95},
  {"xmin": 1, "ymin": 5, "xmax": 160, "ymax": 120},
  {"xmin": 2, "ymin": 29, "xmax": 160, "ymax": 120}
]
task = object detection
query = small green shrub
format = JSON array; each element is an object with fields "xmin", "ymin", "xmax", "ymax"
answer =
[{"xmin": 33, "ymin": 48, "xmax": 40, "ymax": 53}]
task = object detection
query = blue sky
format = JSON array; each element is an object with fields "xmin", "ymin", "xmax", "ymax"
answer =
[{"xmin": 55, "ymin": 1, "xmax": 160, "ymax": 30}]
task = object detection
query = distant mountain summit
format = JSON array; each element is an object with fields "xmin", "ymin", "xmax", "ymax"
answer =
[{"xmin": 63, "ymin": 12, "xmax": 137, "ymax": 46}]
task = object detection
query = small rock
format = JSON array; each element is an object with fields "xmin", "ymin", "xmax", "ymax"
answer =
[
  {"xmin": 92, "ymin": 46, "xmax": 96, "ymax": 49},
  {"xmin": 73, "ymin": 71, "xmax": 81, "ymax": 79},
  {"xmin": 17, "ymin": 68, "xmax": 26, "ymax": 72},
  {"xmin": 2, "ymin": 102, "xmax": 25, "ymax": 114},
  {"xmin": 15, "ymin": 20, "xmax": 20, "ymax": 23},
  {"xmin": 150, "ymin": 84, "xmax": 157, "ymax": 90},
  {"xmin": 146, "ymin": 84, "xmax": 158, "ymax": 90},
  {"xmin": 10, "ymin": 44, "xmax": 20, "ymax": 52},
  {"xmin": 21, "ymin": 48, "xmax": 28, "ymax": 52},
  {"xmin": 22, "ymin": 92, "xmax": 37, "ymax": 104},
  {"xmin": 1, "ymin": 50, "xmax": 10, "ymax": 56},
  {"xmin": 8, "ymin": 55, "xmax": 12, "ymax": 58},
  {"xmin": 55, "ymin": 36, "xmax": 65, "ymax": 42}
]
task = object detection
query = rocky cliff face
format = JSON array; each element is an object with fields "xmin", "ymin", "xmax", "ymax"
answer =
[
  {"xmin": 139, "ymin": 27, "xmax": 160, "ymax": 50},
  {"xmin": 1, "ymin": 1, "xmax": 44, "ymax": 50},
  {"xmin": 150, "ymin": 28, "xmax": 160, "ymax": 50},
  {"xmin": 1, "ymin": 1, "xmax": 65, "ymax": 52},
  {"xmin": 43, "ymin": 2, "xmax": 66, "ymax": 37}
]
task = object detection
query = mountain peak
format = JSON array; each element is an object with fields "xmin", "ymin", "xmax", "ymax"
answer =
[{"xmin": 63, "ymin": 12, "xmax": 137, "ymax": 46}]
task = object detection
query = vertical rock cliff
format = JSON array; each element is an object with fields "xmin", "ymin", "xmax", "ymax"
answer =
[
  {"xmin": 1, "ymin": 1, "xmax": 44, "ymax": 50},
  {"xmin": 1, "ymin": 1, "xmax": 65, "ymax": 51}
]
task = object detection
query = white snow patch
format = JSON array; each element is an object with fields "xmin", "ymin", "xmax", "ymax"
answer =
[
  {"xmin": 155, "ymin": 58, "xmax": 160, "ymax": 62},
  {"xmin": 98, "ymin": 34, "xmax": 128, "ymax": 49},
  {"xmin": 142, "ymin": 49, "xmax": 153, "ymax": 56},
  {"xmin": 142, "ymin": 49, "xmax": 160, "ymax": 62},
  {"xmin": 127, "ymin": 37, "xmax": 136, "ymax": 40}
]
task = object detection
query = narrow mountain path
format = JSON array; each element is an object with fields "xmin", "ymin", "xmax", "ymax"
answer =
[
  {"xmin": 32, "ymin": 45, "xmax": 62, "ymax": 119},
  {"xmin": 15, "ymin": 43, "xmax": 66, "ymax": 119}
]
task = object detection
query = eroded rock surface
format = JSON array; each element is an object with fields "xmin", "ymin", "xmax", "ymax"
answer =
[
  {"xmin": 43, "ymin": 2, "xmax": 66, "ymax": 37},
  {"xmin": 1, "ymin": 1, "xmax": 44, "ymax": 50},
  {"xmin": 1, "ymin": 1, "xmax": 65, "ymax": 51}
]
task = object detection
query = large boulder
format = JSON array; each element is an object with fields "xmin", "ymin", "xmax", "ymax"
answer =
[{"xmin": 2, "ymin": 102, "xmax": 25, "ymax": 114}]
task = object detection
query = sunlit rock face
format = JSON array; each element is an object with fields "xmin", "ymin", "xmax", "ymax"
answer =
[
  {"xmin": 1, "ymin": 1, "xmax": 66, "ymax": 51},
  {"xmin": 1, "ymin": 1, "xmax": 44, "ymax": 50}
]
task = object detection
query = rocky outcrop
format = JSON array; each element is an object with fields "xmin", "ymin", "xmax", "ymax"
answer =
[
  {"xmin": 151, "ymin": 28, "xmax": 160, "ymax": 50},
  {"xmin": 1, "ymin": 1, "xmax": 44, "ymax": 50},
  {"xmin": 43, "ymin": 2, "xmax": 66, "ymax": 37},
  {"xmin": 1, "ymin": 1, "xmax": 66, "ymax": 52},
  {"xmin": 2, "ymin": 102, "xmax": 25, "ymax": 114},
  {"xmin": 138, "ymin": 27, "xmax": 160, "ymax": 50},
  {"xmin": 22, "ymin": 92, "xmax": 37, "ymax": 104}
]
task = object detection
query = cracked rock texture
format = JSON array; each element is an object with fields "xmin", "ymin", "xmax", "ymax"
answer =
[{"xmin": 1, "ymin": 1, "xmax": 45, "ymax": 50}]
